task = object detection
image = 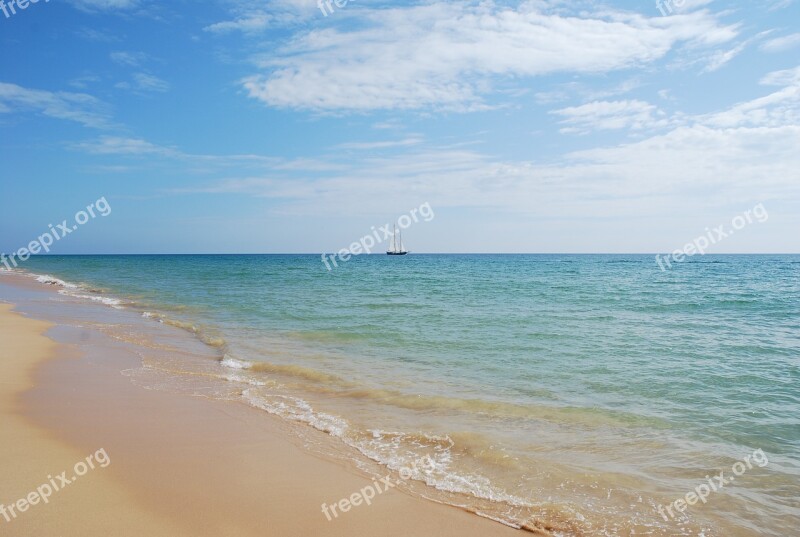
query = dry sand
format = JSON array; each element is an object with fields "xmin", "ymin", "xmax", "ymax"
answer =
[{"xmin": 0, "ymin": 302, "xmax": 526, "ymax": 536}]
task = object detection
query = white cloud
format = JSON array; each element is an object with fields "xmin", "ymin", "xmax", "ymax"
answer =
[
  {"xmin": 68, "ymin": 0, "xmax": 138, "ymax": 12},
  {"xmin": 71, "ymin": 136, "xmax": 342, "ymax": 173},
  {"xmin": 700, "ymin": 66, "xmax": 800, "ymax": 128},
  {"xmin": 110, "ymin": 51, "xmax": 148, "ymax": 67},
  {"xmin": 552, "ymin": 100, "xmax": 671, "ymax": 134},
  {"xmin": 767, "ymin": 0, "xmax": 795, "ymax": 11},
  {"xmin": 132, "ymin": 73, "xmax": 170, "ymax": 92},
  {"xmin": 108, "ymin": 51, "xmax": 168, "ymax": 93},
  {"xmin": 702, "ymin": 86, "xmax": 800, "ymax": 128},
  {"xmin": 72, "ymin": 136, "xmax": 176, "ymax": 155},
  {"xmin": 701, "ymin": 41, "xmax": 749, "ymax": 73},
  {"xmin": 115, "ymin": 73, "xmax": 170, "ymax": 93},
  {"xmin": 760, "ymin": 33, "xmax": 800, "ymax": 53},
  {"xmin": 203, "ymin": 0, "xmax": 319, "ymax": 33},
  {"xmin": 204, "ymin": 12, "xmax": 272, "ymax": 34},
  {"xmin": 75, "ymin": 27, "xmax": 121, "ymax": 42},
  {"xmin": 552, "ymin": 65, "xmax": 800, "ymax": 134},
  {"xmin": 0, "ymin": 83, "xmax": 111, "ymax": 128},
  {"xmin": 760, "ymin": 65, "xmax": 800, "ymax": 86},
  {"xmin": 534, "ymin": 78, "xmax": 642, "ymax": 105},
  {"xmin": 69, "ymin": 74, "xmax": 102, "ymax": 90},
  {"xmin": 336, "ymin": 138, "xmax": 423, "ymax": 150},
  {"xmin": 241, "ymin": 3, "xmax": 738, "ymax": 112}
]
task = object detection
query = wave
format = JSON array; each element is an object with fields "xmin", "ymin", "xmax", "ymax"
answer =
[
  {"xmin": 58, "ymin": 290, "xmax": 124, "ymax": 308},
  {"xmin": 24, "ymin": 272, "xmax": 126, "ymax": 309},
  {"xmin": 20, "ymin": 269, "xmax": 229, "ymax": 351},
  {"xmin": 220, "ymin": 354, "xmax": 354, "ymax": 387},
  {"xmin": 242, "ymin": 389, "xmax": 349, "ymax": 438},
  {"xmin": 35, "ymin": 274, "xmax": 80, "ymax": 289},
  {"xmin": 223, "ymin": 372, "xmax": 267, "ymax": 387},
  {"xmin": 238, "ymin": 386, "xmax": 532, "ymax": 525},
  {"xmin": 136, "ymin": 312, "xmax": 228, "ymax": 350},
  {"xmin": 221, "ymin": 355, "xmax": 249, "ymax": 369}
]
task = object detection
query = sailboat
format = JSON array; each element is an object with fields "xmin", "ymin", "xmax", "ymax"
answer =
[{"xmin": 386, "ymin": 224, "xmax": 409, "ymax": 255}]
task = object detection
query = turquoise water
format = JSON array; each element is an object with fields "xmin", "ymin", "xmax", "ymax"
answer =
[{"xmin": 11, "ymin": 254, "xmax": 800, "ymax": 535}]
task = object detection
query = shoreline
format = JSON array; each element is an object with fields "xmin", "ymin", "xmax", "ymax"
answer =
[{"xmin": 0, "ymin": 280, "xmax": 526, "ymax": 536}]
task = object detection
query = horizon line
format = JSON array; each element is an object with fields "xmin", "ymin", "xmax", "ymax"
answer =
[{"xmin": 7, "ymin": 252, "xmax": 800, "ymax": 256}]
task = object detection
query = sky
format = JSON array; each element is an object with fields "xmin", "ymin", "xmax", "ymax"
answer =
[{"xmin": 1, "ymin": 0, "xmax": 799, "ymax": 254}]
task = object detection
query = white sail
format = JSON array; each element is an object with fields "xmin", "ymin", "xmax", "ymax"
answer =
[{"xmin": 389, "ymin": 225, "xmax": 397, "ymax": 252}]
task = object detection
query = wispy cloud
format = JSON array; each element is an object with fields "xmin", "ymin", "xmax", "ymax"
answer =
[
  {"xmin": 701, "ymin": 41, "xmax": 750, "ymax": 73},
  {"xmin": 202, "ymin": 0, "xmax": 319, "ymax": 34},
  {"xmin": 760, "ymin": 32, "xmax": 800, "ymax": 53},
  {"xmin": 71, "ymin": 135, "xmax": 341, "ymax": 174},
  {"xmin": 204, "ymin": 12, "xmax": 272, "ymax": 34},
  {"xmin": 0, "ymin": 83, "xmax": 111, "ymax": 128},
  {"xmin": 115, "ymin": 73, "xmax": 170, "ymax": 93},
  {"xmin": 534, "ymin": 78, "xmax": 642, "ymax": 105},
  {"xmin": 68, "ymin": 0, "xmax": 139, "ymax": 13},
  {"xmin": 700, "ymin": 65, "xmax": 800, "ymax": 128},
  {"xmin": 75, "ymin": 27, "xmax": 121, "ymax": 42},
  {"xmin": 760, "ymin": 65, "xmax": 800, "ymax": 86},
  {"xmin": 336, "ymin": 138, "xmax": 423, "ymax": 150},
  {"xmin": 69, "ymin": 74, "xmax": 102, "ymax": 90},
  {"xmin": 132, "ymin": 73, "xmax": 170, "ymax": 92},
  {"xmin": 110, "ymin": 51, "xmax": 148, "ymax": 67},
  {"xmin": 72, "ymin": 136, "xmax": 177, "ymax": 155},
  {"xmin": 552, "ymin": 100, "xmax": 673, "ymax": 134}
]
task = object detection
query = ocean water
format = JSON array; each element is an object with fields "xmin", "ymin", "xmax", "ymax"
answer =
[{"xmin": 6, "ymin": 254, "xmax": 800, "ymax": 536}]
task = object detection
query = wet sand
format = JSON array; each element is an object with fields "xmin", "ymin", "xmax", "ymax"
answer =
[{"xmin": 0, "ymin": 298, "xmax": 526, "ymax": 536}]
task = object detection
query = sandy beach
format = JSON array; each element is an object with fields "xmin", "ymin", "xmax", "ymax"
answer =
[{"xmin": 0, "ymin": 292, "xmax": 526, "ymax": 536}]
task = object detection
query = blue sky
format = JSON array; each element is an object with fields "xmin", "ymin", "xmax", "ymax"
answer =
[{"xmin": 1, "ymin": 0, "xmax": 798, "ymax": 254}]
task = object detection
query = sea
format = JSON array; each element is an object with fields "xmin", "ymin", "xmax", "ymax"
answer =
[{"xmin": 2, "ymin": 254, "xmax": 798, "ymax": 536}]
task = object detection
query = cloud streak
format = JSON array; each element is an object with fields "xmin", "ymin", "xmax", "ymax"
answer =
[{"xmin": 0, "ymin": 83, "xmax": 112, "ymax": 128}]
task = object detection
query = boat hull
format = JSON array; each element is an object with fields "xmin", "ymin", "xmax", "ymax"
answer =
[{"xmin": 386, "ymin": 252, "xmax": 409, "ymax": 255}]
